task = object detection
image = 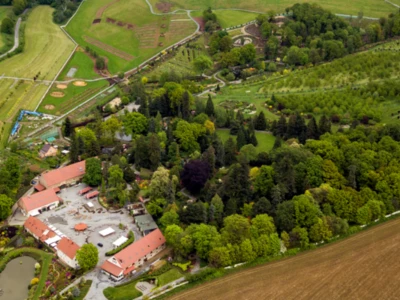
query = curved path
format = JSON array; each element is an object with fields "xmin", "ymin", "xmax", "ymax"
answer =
[
  {"xmin": 0, "ymin": 17, "xmax": 22, "ymax": 59},
  {"xmin": 198, "ymin": 71, "xmax": 226, "ymax": 96}
]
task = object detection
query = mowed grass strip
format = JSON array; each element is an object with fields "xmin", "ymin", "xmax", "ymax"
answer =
[
  {"xmin": 191, "ymin": 10, "xmax": 258, "ymax": 29},
  {"xmin": 150, "ymin": 0, "xmax": 396, "ymax": 17},
  {"xmin": 0, "ymin": 6, "xmax": 75, "ymax": 80},
  {"xmin": 216, "ymin": 129, "xmax": 275, "ymax": 153},
  {"xmin": 103, "ymin": 280, "xmax": 142, "ymax": 300},
  {"xmin": 169, "ymin": 217, "xmax": 400, "ymax": 300}
]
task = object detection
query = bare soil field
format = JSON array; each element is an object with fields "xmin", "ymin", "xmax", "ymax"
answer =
[
  {"xmin": 84, "ymin": 36, "xmax": 134, "ymax": 60},
  {"xmin": 193, "ymin": 17, "xmax": 205, "ymax": 32},
  {"xmin": 156, "ymin": 2, "xmax": 172, "ymax": 12},
  {"xmin": 170, "ymin": 218, "xmax": 400, "ymax": 300},
  {"xmin": 73, "ymin": 81, "xmax": 88, "ymax": 86}
]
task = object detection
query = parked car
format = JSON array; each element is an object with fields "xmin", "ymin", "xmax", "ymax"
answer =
[{"xmin": 97, "ymin": 243, "xmax": 103, "ymax": 247}]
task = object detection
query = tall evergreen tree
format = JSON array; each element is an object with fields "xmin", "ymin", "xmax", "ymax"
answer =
[
  {"xmin": 138, "ymin": 96, "xmax": 149, "ymax": 118},
  {"xmin": 205, "ymin": 94, "xmax": 215, "ymax": 117},
  {"xmin": 236, "ymin": 126, "xmax": 247, "ymax": 150},
  {"xmin": 224, "ymin": 137, "xmax": 237, "ymax": 166},
  {"xmin": 223, "ymin": 161, "xmax": 251, "ymax": 209},
  {"xmin": 306, "ymin": 117, "xmax": 319, "ymax": 140},
  {"xmin": 212, "ymin": 134, "xmax": 225, "ymax": 168},
  {"xmin": 255, "ymin": 111, "xmax": 267, "ymax": 130},
  {"xmin": 148, "ymin": 134, "xmax": 161, "ymax": 171},
  {"xmin": 182, "ymin": 91, "xmax": 191, "ymax": 120},
  {"xmin": 276, "ymin": 115, "xmax": 287, "ymax": 138},
  {"xmin": 236, "ymin": 110, "xmax": 244, "ymax": 124},
  {"xmin": 69, "ymin": 133, "xmax": 79, "ymax": 163},
  {"xmin": 201, "ymin": 146, "xmax": 216, "ymax": 175},
  {"xmin": 63, "ymin": 117, "xmax": 72, "ymax": 137},
  {"xmin": 250, "ymin": 133, "xmax": 258, "ymax": 147},
  {"xmin": 273, "ymin": 136, "xmax": 282, "ymax": 150},
  {"xmin": 319, "ymin": 115, "xmax": 331, "ymax": 135}
]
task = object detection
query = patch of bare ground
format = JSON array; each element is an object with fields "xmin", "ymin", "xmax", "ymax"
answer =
[{"xmin": 170, "ymin": 218, "xmax": 400, "ymax": 300}]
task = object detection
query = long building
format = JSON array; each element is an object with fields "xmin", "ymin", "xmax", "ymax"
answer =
[
  {"xmin": 19, "ymin": 189, "xmax": 61, "ymax": 217},
  {"xmin": 35, "ymin": 161, "xmax": 86, "ymax": 191},
  {"xmin": 101, "ymin": 229, "xmax": 166, "ymax": 281}
]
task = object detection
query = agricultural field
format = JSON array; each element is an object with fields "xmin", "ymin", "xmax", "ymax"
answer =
[
  {"xmin": 58, "ymin": 50, "xmax": 99, "ymax": 80},
  {"xmin": 38, "ymin": 80, "xmax": 109, "ymax": 115},
  {"xmin": 150, "ymin": 0, "xmax": 396, "ymax": 18},
  {"xmin": 0, "ymin": 6, "xmax": 12, "ymax": 50},
  {"xmin": 217, "ymin": 129, "xmax": 276, "ymax": 152},
  {"xmin": 0, "ymin": 6, "xmax": 75, "ymax": 148},
  {"xmin": 191, "ymin": 10, "xmax": 258, "ymax": 29},
  {"xmin": 170, "ymin": 217, "xmax": 400, "ymax": 300},
  {"xmin": 66, "ymin": 0, "xmax": 197, "ymax": 74}
]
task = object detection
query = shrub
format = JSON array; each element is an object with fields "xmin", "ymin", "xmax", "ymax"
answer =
[
  {"xmin": 225, "ymin": 73, "xmax": 235, "ymax": 81},
  {"xmin": 31, "ymin": 277, "xmax": 39, "ymax": 285},
  {"xmin": 71, "ymin": 286, "xmax": 80, "ymax": 297},
  {"xmin": 173, "ymin": 261, "xmax": 191, "ymax": 271}
]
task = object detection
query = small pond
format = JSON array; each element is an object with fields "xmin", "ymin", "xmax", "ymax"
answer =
[{"xmin": 0, "ymin": 256, "xmax": 36, "ymax": 300}]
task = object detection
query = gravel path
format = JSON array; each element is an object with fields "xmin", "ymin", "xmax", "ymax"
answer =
[{"xmin": 0, "ymin": 18, "xmax": 22, "ymax": 59}]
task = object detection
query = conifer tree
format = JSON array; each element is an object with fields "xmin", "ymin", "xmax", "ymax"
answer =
[
  {"xmin": 276, "ymin": 115, "xmax": 287, "ymax": 138},
  {"xmin": 63, "ymin": 117, "xmax": 72, "ymax": 137},
  {"xmin": 205, "ymin": 94, "xmax": 215, "ymax": 117},
  {"xmin": 224, "ymin": 137, "xmax": 237, "ymax": 166},
  {"xmin": 319, "ymin": 115, "xmax": 331, "ymax": 135},
  {"xmin": 236, "ymin": 126, "xmax": 247, "ymax": 150},
  {"xmin": 255, "ymin": 111, "xmax": 267, "ymax": 130},
  {"xmin": 306, "ymin": 117, "xmax": 319, "ymax": 140},
  {"xmin": 182, "ymin": 91, "xmax": 191, "ymax": 120}
]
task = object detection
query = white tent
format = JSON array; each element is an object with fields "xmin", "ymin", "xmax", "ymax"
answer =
[
  {"xmin": 112, "ymin": 236, "xmax": 128, "ymax": 248},
  {"xmin": 99, "ymin": 227, "xmax": 115, "ymax": 237}
]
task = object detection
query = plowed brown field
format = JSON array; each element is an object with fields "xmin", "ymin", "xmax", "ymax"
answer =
[{"xmin": 169, "ymin": 218, "xmax": 400, "ymax": 300}]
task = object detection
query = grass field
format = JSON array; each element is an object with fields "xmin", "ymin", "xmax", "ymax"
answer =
[
  {"xmin": 103, "ymin": 279, "xmax": 142, "ymax": 300},
  {"xmin": 0, "ymin": 6, "xmax": 12, "ymax": 50},
  {"xmin": 38, "ymin": 80, "xmax": 109, "ymax": 115},
  {"xmin": 191, "ymin": 10, "xmax": 258, "ymax": 29},
  {"xmin": 66, "ymin": 0, "xmax": 197, "ymax": 74},
  {"xmin": 156, "ymin": 268, "xmax": 183, "ymax": 286},
  {"xmin": 58, "ymin": 50, "xmax": 99, "ymax": 80},
  {"xmin": 170, "ymin": 217, "xmax": 400, "ymax": 300},
  {"xmin": 150, "ymin": 0, "xmax": 396, "ymax": 18},
  {"xmin": 216, "ymin": 129, "xmax": 276, "ymax": 152},
  {"xmin": 0, "ymin": 6, "xmax": 74, "ymax": 148}
]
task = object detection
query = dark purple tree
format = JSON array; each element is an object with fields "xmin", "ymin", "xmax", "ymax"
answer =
[{"xmin": 181, "ymin": 160, "xmax": 210, "ymax": 194}]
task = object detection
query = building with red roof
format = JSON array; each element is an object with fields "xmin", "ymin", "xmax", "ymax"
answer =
[
  {"xmin": 23, "ymin": 216, "xmax": 56, "ymax": 242},
  {"xmin": 101, "ymin": 229, "xmax": 166, "ymax": 281},
  {"xmin": 57, "ymin": 237, "xmax": 81, "ymax": 269},
  {"xmin": 19, "ymin": 189, "xmax": 61, "ymax": 217},
  {"xmin": 35, "ymin": 161, "xmax": 86, "ymax": 191}
]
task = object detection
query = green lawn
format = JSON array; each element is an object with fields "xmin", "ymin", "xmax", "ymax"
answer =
[
  {"xmin": 150, "ymin": 0, "xmax": 396, "ymax": 17},
  {"xmin": 217, "ymin": 129, "xmax": 276, "ymax": 153},
  {"xmin": 156, "ymin": 268, "xmax": 183, "ymax": 287},
  {"xmin": 73, "ymin": 280, "xmax": 93, "ymax": 300},
  {"xmin": 103, "ymin": 280, "xmax": 142, "ymax": 300},
  {"xmin": 191, "ymin": 10, "xmax": 258, "ymax": 29},
  {"xmin": 58, "ymin": 51, "xmax": 99, "ymax": 80},
  {"xmin": 66, "ymin": 0, "xmax": 197, "ymax": 74},
  {"xmin": 0, "ymin": 6, "xmax": 12, "ymax": 50},
  {"xmin": 38, "ymin": 80, "xmax": 109, "ymax": 115}
]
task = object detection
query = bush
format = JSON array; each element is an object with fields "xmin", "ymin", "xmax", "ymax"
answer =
[
  {"xmin": 105, "ymin": 231, "xmax": 135, "ymax": 256},
  {"xmin": 31, "ymin": 277, "xmax": 39, "ymax": 285},
  {"xmin": 71, "ymin": 286, "xmax": 80, "ymax": 297},
  {"xmin": 173, "ymin": 261, "xmax": 191, "ymax": 271},
  {"xmin": 225, "ymin": 73, "xmax": 235, "ymax": 81}
]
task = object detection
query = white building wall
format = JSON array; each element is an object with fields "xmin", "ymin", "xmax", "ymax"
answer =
[
  {"xmin": 57, "ymin": 250, "xmax": 79, "ymax": 269},
  {"xmin": 26, "ymin": 201, "xmax": 59, "ymax": 217}
]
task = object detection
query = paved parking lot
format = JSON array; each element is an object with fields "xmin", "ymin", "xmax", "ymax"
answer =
[{"xmin": 36, "ymin": 184, "xmax": 141, "ymax": 266}]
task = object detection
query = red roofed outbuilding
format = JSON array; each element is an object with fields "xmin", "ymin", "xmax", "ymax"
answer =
[
  {"xmin": 38, "ymin": 161, "xmax": 86, "ymax": 190},
  {"xmin": 19, "ymin": 189, "xmax": 61, "ymax": 217},
  {"xmin": 57, "ymin": 237, "xmax": 80, "ymax": 269},
  {"xmin": 101, "ymin": 229, "xmax": 166, "ymax": 281}
]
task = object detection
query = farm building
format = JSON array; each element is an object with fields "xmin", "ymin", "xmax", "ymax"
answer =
[
  {"xmin": 19, "ymin": 189, "xmax": 61, "ymax": 217},
  {"xmin": 39, "ymin": 144, "xmax": 58, "ymax": 158},
  {"xmin": 56, "ymin": 237, "xmax": 80, "ymax": 269},
  {"xmin": 24, "ymin": 216, "xmax": 57, "ymax": 242},
  {"xmin": 101, "ymin": 229, "xmax": 166, "ymax": 281},
  {"xmin": 35, "ymin": 161, "xmax": 86, "ymax": 191},
  {"xmin": 134, "ymin": 214, "xmax": 158, "ymax": 235}
]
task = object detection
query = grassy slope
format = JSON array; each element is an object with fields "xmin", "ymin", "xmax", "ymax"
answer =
[
  {"xmin": 0, "ymin": 6, "xmax": 75, "ymax": 79},
  {"xmin": 0, "ymin": 6, "xmax": 12, "ymax": 49},
  {"xmin": 66, "ymin": 0, "xmax": 197, "ymax": 74},
  {"xmin": 0, "ymin": 6, "xmax": 74, "ymax": 148},
  {"xmin": 103, "ymin": 280, "xmax": 142, "ymax": 300},
  {"xmin": 150, "ymin": 0, "xmax": 395, "ymax": 17},
  {"xmin": 58, "ymin": 51, "xmax": 99, "ymax": 80},
  {"xmin": 191, "ymin": 10, "xmax": 258, "ymax": 29},
  {"xmin": 217, "ymin": 129, "xmax": 276, "ymax": 153}
]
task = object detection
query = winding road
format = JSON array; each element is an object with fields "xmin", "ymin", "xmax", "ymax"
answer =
[{"xmin": 0, "ymin": 17, "xmax": 22, "ymax": 59}]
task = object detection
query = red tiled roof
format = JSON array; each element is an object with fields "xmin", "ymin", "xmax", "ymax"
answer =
[
  {"xmin": 34, "ymin": 184, "xmax": 45, "ymax": 191},
  {"xmin": 101, "ymin": 260, "xmax": 123, "ymax": 277},
  {"xmin": 20, "ymin": 189, "xmax": 60, "ymax": 212},
  {"xmin": 79, "ymin": 187, "xmax": 92, "ymax": 195},
  {"xmin": 24, "ymin": 216, "xmax": 56, "ymax": 242},
  {"xmin": 41, "ymin": 161, "xmax": 86, "ymax": 188},
  {"xmin": 102, "ymin": 229, "xmax": 165, "ymax": 276},
  {"xmin": 57, "ymin": 237, "xmax": 80, "ymax": 259},
  {"xmin": 86, "ymin": 191, "xmax": 99, "ymax": 199},
  {"xmin": 53, "ymin": 187, "xmax": 61, "ymax": 193}
]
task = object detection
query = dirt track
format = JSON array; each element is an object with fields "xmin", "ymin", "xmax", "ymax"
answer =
[{"xmin": 169, "ymin": 218, "xmax": 400, "ymax": 300}]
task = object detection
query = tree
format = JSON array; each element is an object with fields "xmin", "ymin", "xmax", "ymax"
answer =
[
  {"xmin": 205, "ymin": 94, "xmax": 215, "ymax": 117},
  {"xmin": 221, "ymin": 214, "xmax": 251, "ymax": 245},
  {"xmin": 180, "ymin": 202, "xmax": 207, "ymax": 224},
  {"xmin": 159, "ymin": 211, "xmax": 180, "ymax": 229},
  {"xmin": 108, "ymin": 165, "xmax": 124, "ymax": 188},
  {"xmin": 63, "ymin": 117, "xmax": 72, "ymax": 137},
  {"xmin": 76, "ymin": 244, "xmax": 98, "ymax": 271},
  {"xmin": 251, "ymin": 214, "xmax": 276, "ymax": 237},
  {"xmin": 318, "ymin": 115, "xmax": 331, "ymax": 135},
  {"xmin": 193, "ymin": 55, "xmax": 213, "ymax": 73},
  {"xmin": 224, "ymin": 137, "xmax": 237, "ymax": 166},
  {"xmin": 253, "ymin": 166, "xmax": 274, "ymax": 197},
  {"xmin": 306, "ymin": 117, "xmax": 319, "ymax": 140},
  {"xmin": 255, "ymin": 111, "xmax": 267, "ymax": 130},
  {"xmin": 309, "ymin": 217, "xmax": 332, "ymax": 242},
  {"xmin": 252, "ymin": 197, "xmax": 272, "ymax": 216},
  {"xmin": 209, "ymin": 246, "xmax": 232, "ymax": 267},
  {"xmin": 191, "ymin": 224, "xmax": 221, "ymax": 259},
  {"xmin": 69, "ymin": 133, "xmax": 79, "ymax": 163},
  {"xmin": 1, "ymin": 17, "xmax": 14, "ymax": 34},
  {"xmin": 293, "ymin": 195, "xmax": 320, "ymax": 229},
  {"xmin": 148, "ymin": 134, "xmax": 161, "ymax": 171},
  {"xmin": 223, "ymin": 162, "xmax": 251, "ymax": 209},
  {"xmin": 0, "ymin": 194, "xmax": 12, "ymax": 221},
  {"xmin": 236, "ymin": 126, "xmax": 247, "ymax": 149},
  {"xmin": 123, "ymin": 112, "xmax": 148, "ymax": 136},
  {"xmin": 211, "ymin": 194, "xmax": 224, "ymax": 224},
  {"xmin": 219, "ymin": 36, "xmax": 233, "ymax": 52},
  {"xmin": 174, "ymin": 120, "xmax": 206, "ymax": 153},
  {"xmin": 95, "ymin": 57, "xmax": 106, "ymax": 70},
  {"xmin": 275, "ymin": 200, "xmax": 296, "ymax": 232},
  {"xmin": 12, "ymin": 0, "xmax": 26, "ymax": 15},
  {"xmin": 181, "ymin": 160, "xmax": 210, "ymax": 194},
  {"xmin": 83, "ymin": 158, "xmax": 102, "ymax": 186},
  {"xmin": 149, "ymin": 167, "xmax": 171, "ymax": 200}
]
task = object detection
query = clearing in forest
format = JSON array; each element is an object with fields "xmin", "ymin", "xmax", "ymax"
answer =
[
  {"xmin": 150, "ymin": 0, "xmax": 396, "ymax": 18},
  {"xmin": 170, "ymin": 217, "xmax": 400, "ymax": 300}
]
